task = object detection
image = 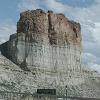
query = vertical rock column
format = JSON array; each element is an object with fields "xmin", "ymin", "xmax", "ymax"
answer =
[{"xmin": 0, "ymin": 9, "xmax": 82, "ymax": 96}]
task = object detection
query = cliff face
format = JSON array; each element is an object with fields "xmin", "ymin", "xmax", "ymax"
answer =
[
  {"xmin": 0, "ymin": 9, "xmax": 82, "ymax": 71},
  {"xmin": 0, "ymin": 9, "xmax": 100, "ymax": 98},
  {"xmin": 0, "ymin": 9, "xmax": 82, "ymax": 95},
  {"xmin": 17, "ymin": 9, "xmax": 81, "ymax": 45}
]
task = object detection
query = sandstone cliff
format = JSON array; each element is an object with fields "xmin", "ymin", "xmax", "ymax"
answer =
[
  {"xmin": 17, "ymin": 9, "xmax": 81, "ymax": 45},
  {"xmin": 0, "ymin": 9, "xmax": 82, "ymax": 72},
  {"xmin": 0, "ymin": 9, "xmax": 100, "ymax": 98}
]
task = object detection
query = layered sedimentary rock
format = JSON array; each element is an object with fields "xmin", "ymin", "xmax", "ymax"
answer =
[
  {"xmin": 0, "ymin": 9, "xmax": 81, "ymax": 71},
  {"xmin": 0, "ymin": 9, "xmax": 100, "ymax": 98}
]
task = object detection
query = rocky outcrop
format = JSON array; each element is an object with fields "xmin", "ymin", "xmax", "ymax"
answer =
[
  {"xmin": 17, "ymin": 9, "xmax": 81, "ymax": 45},
  {"xmin": 0, "ymin": 9, "xmax": 100, "ymax": 98},
  {"xmin": 0, "ymin": 9, "xmax": 82, "ymax": 73}
]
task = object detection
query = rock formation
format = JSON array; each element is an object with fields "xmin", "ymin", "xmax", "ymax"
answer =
[
  {"xmin": 0, "ymin": 9, "xmax": 100, "ymax": 98},
  {"xmin": 0, "ymin": 9, "xmax": 82, "ymax": 71}
]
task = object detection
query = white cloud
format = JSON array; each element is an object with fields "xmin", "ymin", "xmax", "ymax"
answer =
[
  {"xmin": 82, "ymin": 52, "xmax": 97, "ymax": 64},
  {"xmin": 43, "ymin": 0, "xmax": 67, "ymax": 13},
  {"xmin": 18, "ymin": 0, "xmax": 66, "ymax": 13},
  {"xmin": 0, "ymin": 20, "xmax": 16, "ymax": 44},
  {"xmin": 93, "ymin": 22, "xmax": 100, "ymax": 43},
  {"xmin": 82, "ymin": 52, "xmax": 100, "ymax": 64},
  {"xmin": 82, "ymin": 52, "xmax": 100, "ymax": 72},
  {"xmin": 88, "ymin": 63, "xmax": 100, "ymax": 72},
  {"xmin": 18, "ymin": 0, "xmax": 43, "ymax": 12}
]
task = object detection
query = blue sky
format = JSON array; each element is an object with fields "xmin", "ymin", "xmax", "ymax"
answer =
[
  {"xmin": 0, "ymin": 0, "xmax": 20, "ymax": 23},
  {"xmin": 0, "ymin": 0, "xmax": 95, "ymax": 22},
  {"xmin": 58, "ymin": 0, "xmax": 95, "ymax": 7},
  {"xmin": 0, "ymin": 0, "xmax": 100, "ymax": 72}
]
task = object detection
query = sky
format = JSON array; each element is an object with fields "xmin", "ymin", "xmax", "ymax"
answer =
[{"xmin": 0, "ymin": 0, "xmax": 100, "ymax": 72}]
